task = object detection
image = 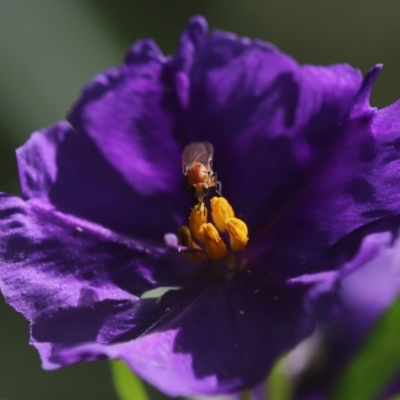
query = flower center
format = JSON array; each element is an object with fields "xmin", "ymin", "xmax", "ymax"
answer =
[{"xmin": 177, "ymin": 196, "xmax": 249, "ymax": 269}]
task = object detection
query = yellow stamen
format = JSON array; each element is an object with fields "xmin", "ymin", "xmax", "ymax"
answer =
[
  {"xmin": 177, "ymin": 226, "xmax": 206, "ymax": 262},
  {"xmin": 178, "ymin": 195, "xmax": 248, "ymax": 263},
  {"xmin": 210, "ymin": 197, "xmax": 234, "ymax": 232},
  {"xmin": 198, "ymin": 223, "xmax": 228, "ymax": 260},
  {"xmin": 226, "ymin": 218, "xmax": 249, "ymax": 251},
  {"xmin": 189, "ymin": 202, "xmax": 207, "ymax": 242}
]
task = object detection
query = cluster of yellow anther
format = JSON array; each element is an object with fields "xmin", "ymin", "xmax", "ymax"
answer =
[{"xmin": 177, "ymin": 197, "xmax": 249, "ymax": 261}]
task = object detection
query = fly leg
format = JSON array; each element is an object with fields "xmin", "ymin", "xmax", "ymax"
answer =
[
  {"xmin": 216, "ymin": 181, "xmax": 222, "ymax": 196},
  {"xmin": 213, "ymin": 173, "xmax": 222, "ymax": 196}
]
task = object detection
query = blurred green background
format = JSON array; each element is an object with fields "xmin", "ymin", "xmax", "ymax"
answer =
[{"xmin": 0, "ymin": 1, "xmax": 400, "ymax": 399}]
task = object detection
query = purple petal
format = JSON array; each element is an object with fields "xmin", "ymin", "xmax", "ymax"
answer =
[
  {"xmin": 297, "ymin": 229, "xmax": 400, "ymax": 399},
  {"xmin": 174, "ymin": 17, "xmax": 363, "ymax": 234},
  {"xmin": 50, "ymin": 275, "xmax": 315, "ymax": 396},
  {"xmin": 250, "ymin": 67, "xmax": 400, "ymax": 278},
  {"xmin": 68, "ymin": 39, "xmax": 184, "ymax": 197},
  {"xmin": 336, "ymin": 230, "xmax": 400, "ymax": 340},
  {"xmin": 302, "ymin": 226, "xmax": 400, "ymax": 324},
  {"xmin": 330, "ymin": 229, "xmax": 400, "ymax": 398},
  {"xmin": 17, "ymin": 121, "xmax": 185, "ymax": 239},
  {"xmin": 17, "ymin": 36, "xmax": 191, "ymax": 239},
  {"xmin": 351, "ymin": 64, "xmax": 383, "ymax": 118},
  {"xmin": 0, "ymin": 194, "xmax": 201, "ymax": 320}
]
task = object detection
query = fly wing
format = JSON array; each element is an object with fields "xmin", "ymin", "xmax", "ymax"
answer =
[{"xmin": 182, "ymin": 142, "xmax": 214, "ymax": 174}]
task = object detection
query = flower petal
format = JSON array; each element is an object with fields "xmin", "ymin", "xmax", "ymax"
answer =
[
  {"xmin": 297, "ymin": 228, "xmax": 400, "ymax": 399},
  {"xmin": 329, "ymin": 230, "xmax": 400, "ymax": 400},
  {"xmin": 50, "ymin": 275, "xmax": 315, "ymax": 396},
  {"xmin": 174, "ymin": 16, "xmax": 363, "ymax": 234},
  {"xmin": 0, "ymin": 194, "xmax": 201, "ymax": 320},
  {"xmin": 17, "ymin": 121, "xmax": 185, "ymax": 239},
  {"xmin": 17, "ymin": 37, "xmax": 191, "ymax": 238},
  {"xmin": 68, "ymin": 39, "xmax": 184, "ymax": 198},
  {"xmin": 302, "ymin": 226, "xmax": 400, "ymax": 325},
  {"xmin": 334, "ymin": 229, "xmax": 400, "ymax": 341},
  {"xmin": 250, "ymin": 67, "xmax": 400, "ymax": 278}
]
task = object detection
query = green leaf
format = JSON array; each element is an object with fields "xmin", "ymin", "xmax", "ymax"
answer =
[
  {"xmin": 267, "ymin": 359, "xmax": 292, "ymax": 400},
  {"xmin": 330, "ymin": 295, "xmax": 400, "ymax": 400},
  {"xmin": 388, "ymin": 395, "xmax": 400, "ymax": 400},
  {"xmin": 110, "ymin": 360, "xmax": 149, "ymax": 400}
]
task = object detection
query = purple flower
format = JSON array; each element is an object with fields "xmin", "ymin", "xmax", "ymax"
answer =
[{"xmin": 0, "ymin": 15, "xmax": 399, "ymax": 397}]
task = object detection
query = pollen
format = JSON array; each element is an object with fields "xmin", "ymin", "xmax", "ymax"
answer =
[
  {"xmin": 226, "ymin": 218, "xmax": 249, "ymax": 251},
  {"xmin": 177, "ymin": 196, "xmax": 248, "ymax": 264},
  {"xmin": 210, "ymin": 197, "xmax": 234, "ymax": 232},
  {"xmin": 198, "ymin": 223, "xmax": 227, "ymax": 260},
  {"xmin": 189, "ymin": 202, "xmax": 207, "ymax": 242},
  {"xmin": 211, "ymin": 197, "xmax": 248, "ymax": 251},
  {"xmin": 177, "ymin": 226, "xmax": 206, "ymax": 262}
]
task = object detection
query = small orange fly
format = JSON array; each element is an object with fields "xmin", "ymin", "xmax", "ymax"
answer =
[{"xmin": 182, "ymin": 141, "xmax": 221, "ymax": 205}]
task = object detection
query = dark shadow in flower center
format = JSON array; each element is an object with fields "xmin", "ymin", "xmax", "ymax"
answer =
[
  {"xmin": 140, "ymin": 273, "xmax": 315, "ymax": 392},
  {"xmin": 185, "ymin": 67, "xmax": 348, "ymax": 240},
  {"xmin": 48, "ymin": 130, "xmax": 184, "ymax": 241}
]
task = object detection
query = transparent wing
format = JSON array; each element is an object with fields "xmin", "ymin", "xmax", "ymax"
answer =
[{"xmin": 182, "ymin": 142, "xmax": 214, "ymax": 174}]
